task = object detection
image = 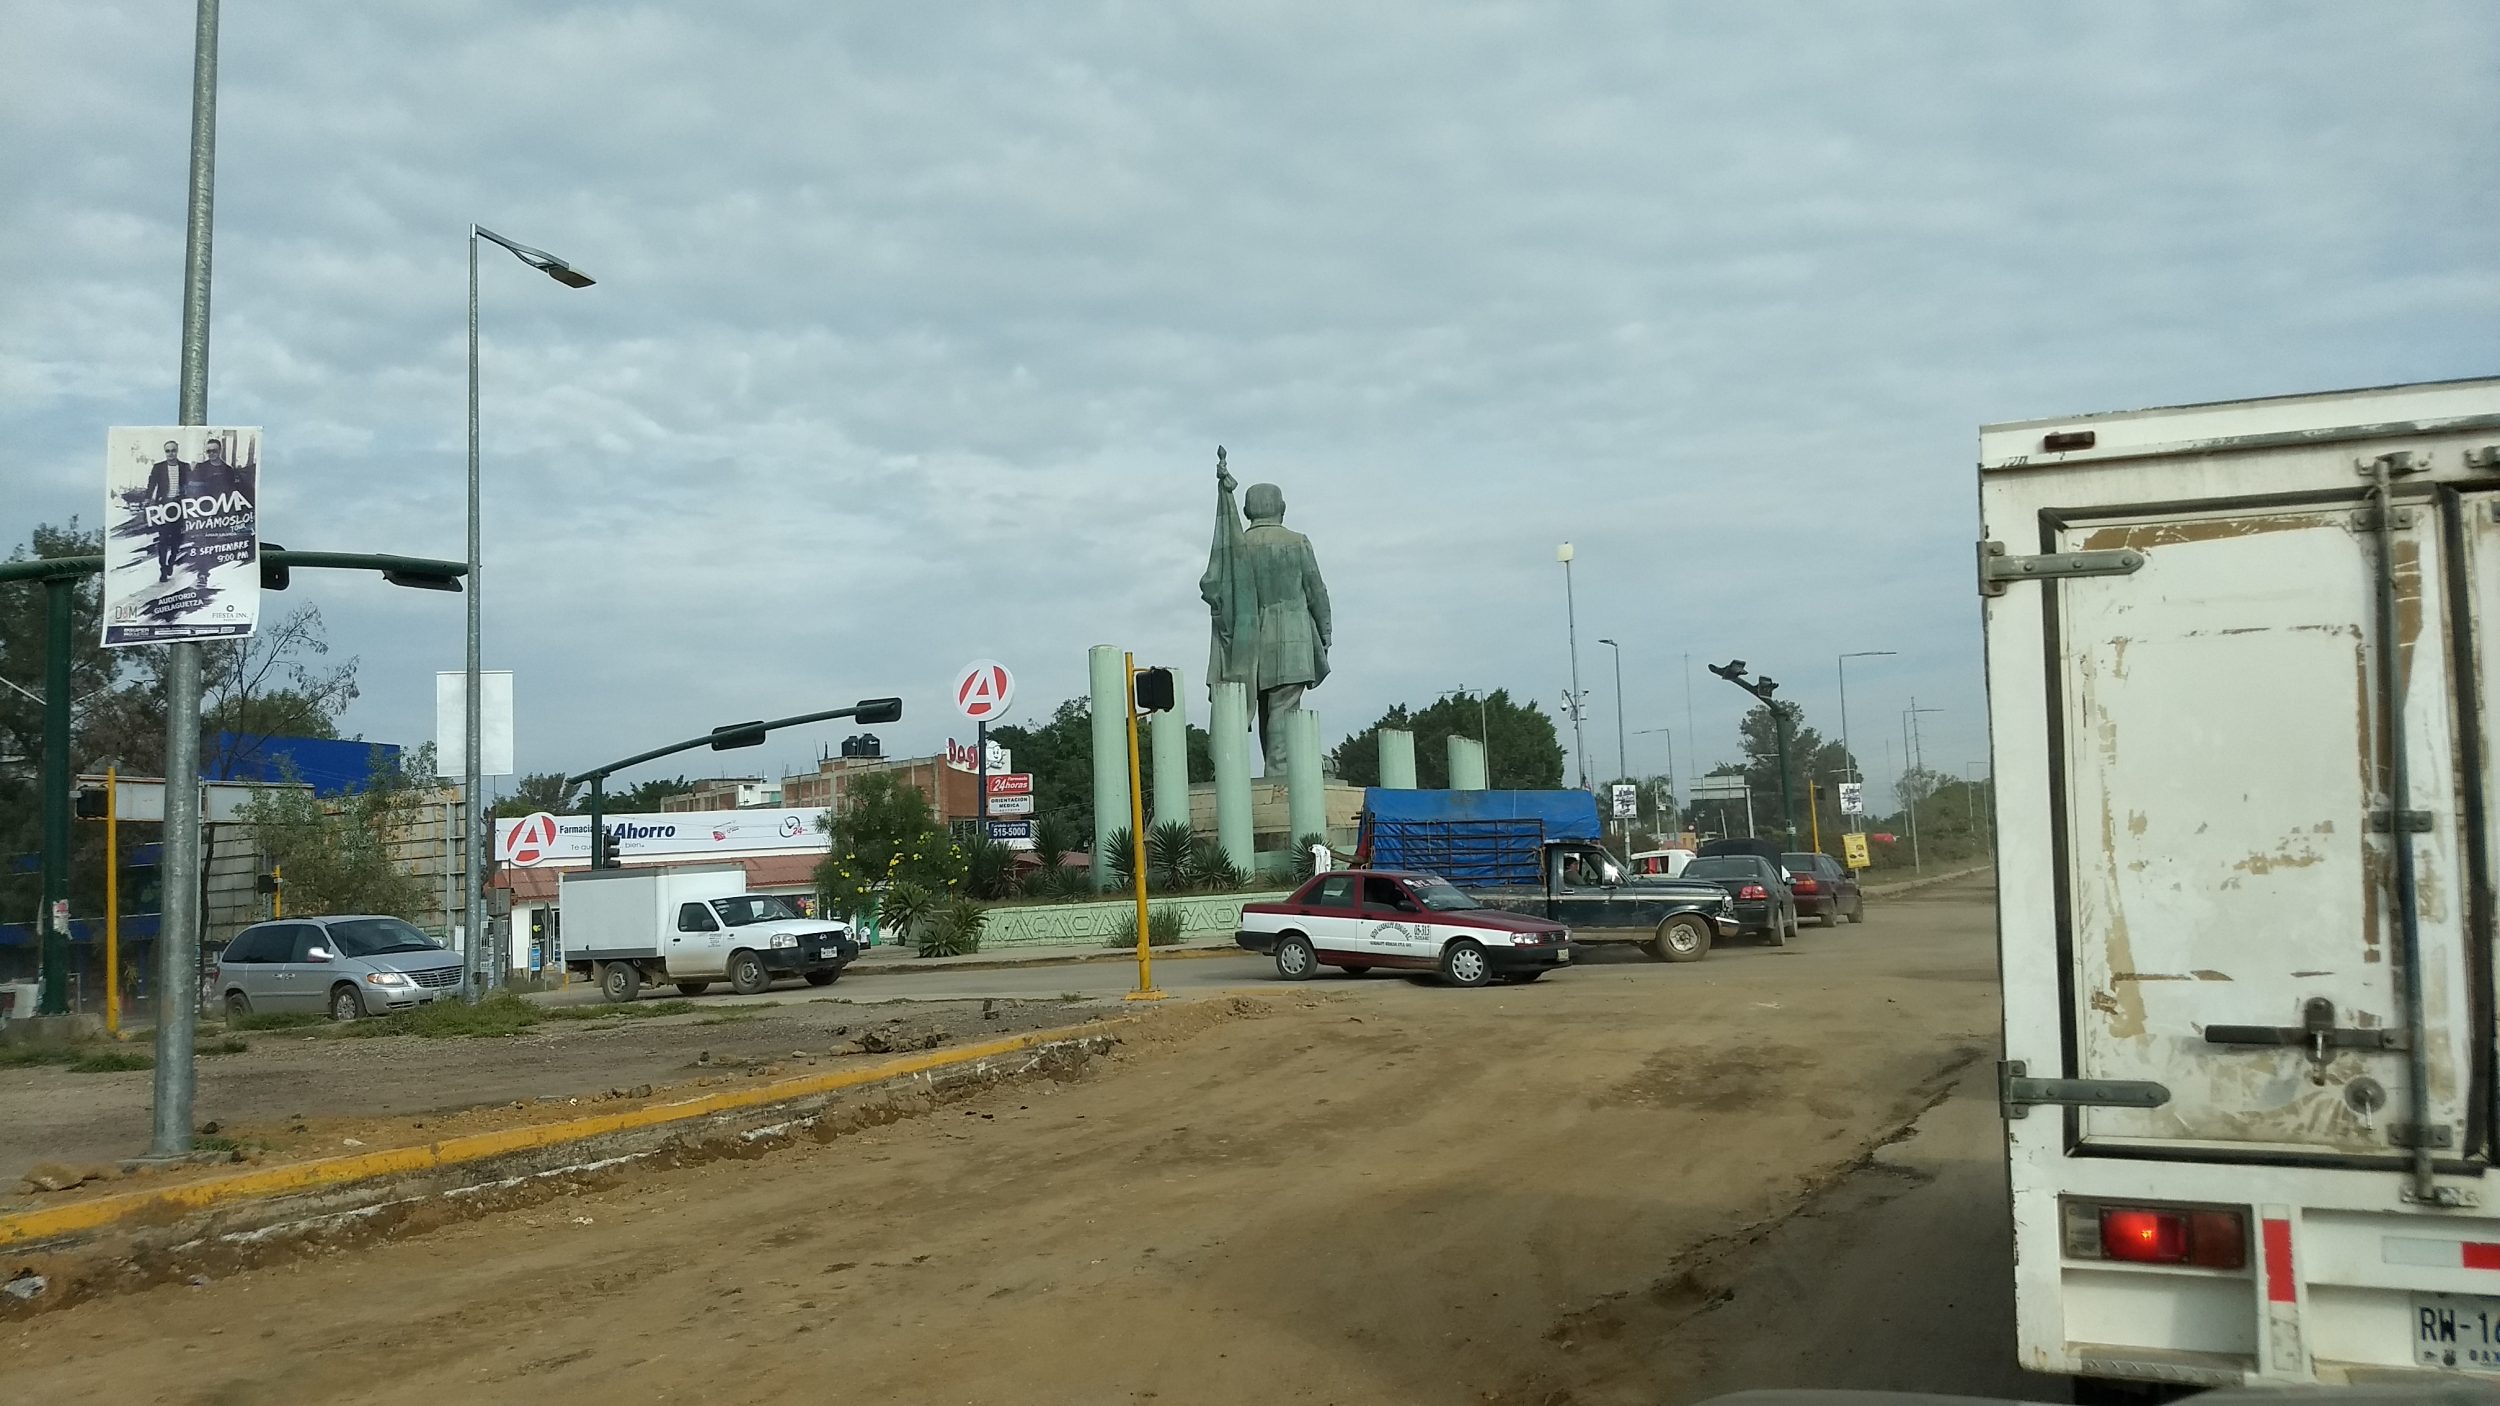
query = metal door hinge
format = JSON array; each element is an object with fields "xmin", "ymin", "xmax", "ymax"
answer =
[
  {"xmin": 2367, "ymin": 809, "xmax": 2434, "ymax": 833},
  {"xmin": 1999, "ymin": 1060, "xmax": 2171, "ymax": 1119},
  {"xmin": 1978, "ymin": 542, "xmax": 2147, "ymax": 597}
]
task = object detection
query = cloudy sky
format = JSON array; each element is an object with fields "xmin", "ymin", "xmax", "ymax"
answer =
[{"xmin": 7, "ymin": 1, "xmax": 2495, "ymax": 807}]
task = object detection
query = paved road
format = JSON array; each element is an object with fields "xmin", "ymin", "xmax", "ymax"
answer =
[{"xmin": 17, "ymin": 873, "xmax": 2055, "ymax": 1405}]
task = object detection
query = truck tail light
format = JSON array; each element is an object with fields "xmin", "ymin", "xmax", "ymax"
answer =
[
  {"xmin": 1740, "ymin": 884, "xmax": 1767, "ymax": 900},
  {"xmin": 2067, "ymin": 1200, "xmax": 2246, "ymax": 1269}
]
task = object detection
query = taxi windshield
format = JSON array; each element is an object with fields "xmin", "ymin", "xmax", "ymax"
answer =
[{"xmin": 1407, "ymin": 878, "xmax": 1481, "ymax": 913}]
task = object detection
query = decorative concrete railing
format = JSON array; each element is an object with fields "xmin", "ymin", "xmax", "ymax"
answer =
[{"xmin": 974, "ymin": 889, "xmax": 1294, "ymax": 949}]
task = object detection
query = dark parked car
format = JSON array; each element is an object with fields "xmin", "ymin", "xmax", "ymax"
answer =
[
  {"xmin": 1780, "ymin": 852, "xmax": 1864, "ymax": 926},
  {"xmin": 1677, "ymin": 854, "xmax": 1800, "ymax": 945}
]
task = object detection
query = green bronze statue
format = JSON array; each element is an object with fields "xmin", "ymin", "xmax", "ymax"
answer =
[{"xmin": 1200, "ymin": 447, "xmax": 1333, "ymax": 775}]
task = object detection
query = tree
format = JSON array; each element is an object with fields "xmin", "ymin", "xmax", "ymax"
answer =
[
  {"xmin": 1329, "ymin": 689, "xmax": 1563, "ymax": 789},
  {"xmin": 234, "ymin": 756, "xmax": 432, "ymax": 919},
  {"xmin": 197, "ymin": 605, "xmax": 360, "ymax": 780},
  {"xmin": 611, "ymin": 775, "xmax": 700, "ymax": 812},
  {"xmin": 497, "ymin": 772, "xmax": 584, "ymax": 818},
  {"xmin": 814, "ymin": 770, "xmax": 966, "ymax": 920}
]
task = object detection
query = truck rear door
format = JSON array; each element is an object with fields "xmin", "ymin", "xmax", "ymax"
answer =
[{"xmin": 2049, "ymin": 490, "xmax": 2488, "ymax": 1161}]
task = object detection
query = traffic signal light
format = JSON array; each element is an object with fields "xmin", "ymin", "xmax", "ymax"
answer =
[
  {"xmin": 75, "ymin": 785, "xmax": 108, "ymax": 820},
  {"xmin": 260, "ymin": 541, "xmax": 290, "ymax": 592},
  {"xmin": 1133, "ymin": 666, "xmax": 1176, "ymax": 713}
]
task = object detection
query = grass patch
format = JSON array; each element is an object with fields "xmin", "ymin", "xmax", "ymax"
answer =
[
  {"xmin": 694, "ymin": 1010, "xmax": 763, "ymax": 1026},
  {"xmin": 542, "ymin": 999, "xmax": 699, "ymax": 1022},
  {"xmin": 68, "ymin": 1050, "xmax": 154, "ymax": 1073},
  {"xmin": 196, "ymin": 1036, "xmax": 249, "ymax": 1056},
  {"xmin": 0, "ymin": 1044, "xmax": 78, "ymax": 1069},
  {"xmin": 227, "ymin": 1011, "xmax": 327, "ymax": 1032},
  {"xmin": 338, "ymin": 990, "xmax": 541, "ymax": 1040}
]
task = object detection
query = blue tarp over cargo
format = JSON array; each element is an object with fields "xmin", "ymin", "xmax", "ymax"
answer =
[{"xmin": 1358, "ymin": 789, "xmax": 1601, "ymax": 886}]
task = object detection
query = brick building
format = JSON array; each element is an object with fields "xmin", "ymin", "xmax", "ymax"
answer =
[{"xmin": 779, "ymin": 754, "xmax": 980, "ymax": 823}]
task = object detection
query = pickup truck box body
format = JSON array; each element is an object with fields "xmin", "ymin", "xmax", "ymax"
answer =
[
  {"xmin": 1983, "ymin": 377, "xmax": 2500, "ymax": 1389},
  {"xmin": 559, "ymin": 862, "xmax": 856, "ymax": 1000}
]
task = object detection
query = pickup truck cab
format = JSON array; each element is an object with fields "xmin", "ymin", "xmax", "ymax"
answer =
[
  {"xmin": 1237, "ymin": 870, "xmax": 1575, "ymax": 987},
  {"xmin": 1470, "ymin": 839, "xmax": 1739, "ymax": 962}
]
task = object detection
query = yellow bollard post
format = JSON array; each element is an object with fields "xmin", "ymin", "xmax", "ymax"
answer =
[
  {"xmin": 105, "ymin": 766, "xmax": 119, "ymax": 1038},
  {"xmin": 1809, "ymin": 780, "xmax": 1822, "ymax": 856},
  {"xmin": 1122, "ymin": 652, "xmax": 1165, "ymax": 1002},
  {"xmin": 272, "ymin": 863, "xmax": 283, "ymax": 919}
]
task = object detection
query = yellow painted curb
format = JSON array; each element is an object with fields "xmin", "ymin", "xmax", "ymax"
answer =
[{"xmin": 0, "ymin": 1016, "xmax": 1127, "ymax": 1251}]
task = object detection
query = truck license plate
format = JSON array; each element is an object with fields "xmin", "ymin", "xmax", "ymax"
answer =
[
  {"xmin": 2414, "ymin": 1294, "xmax": 2500, "ymax": 1370},
  {"xmin": 1555, "ymin": 949, "xmax": 1570, "ymax": 963}
]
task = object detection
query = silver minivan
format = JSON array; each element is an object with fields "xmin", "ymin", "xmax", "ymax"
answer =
[{"xmin": 211, "ymin": 915, "xmax": 468, "ymax": 1021}]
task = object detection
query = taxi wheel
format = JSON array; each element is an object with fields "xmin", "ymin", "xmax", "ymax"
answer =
[
  {"xmin": 1651, "ymin": 915, "xmax": 1711, "ymax": 963},
  {"xmin": 1274, "ymin": 934, "xmax": 1317, "ymax": 981},
  {"xmin": 1440, "ymin": 939, "xmax": 1493, "ymax": 988}
]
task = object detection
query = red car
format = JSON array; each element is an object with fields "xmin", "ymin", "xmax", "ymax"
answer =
[{"xmin": 1235, "ymin": 869, "xmax": 1576, "ymax": 987}]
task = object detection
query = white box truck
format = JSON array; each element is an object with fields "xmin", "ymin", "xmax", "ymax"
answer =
[
  {"xmin": 1982, "ymin": 377, "xmax": 2500, "ymax": 1393},
  {"xmin": 559, "ymin": 862, "xmax": 858, "ymax": 1003}
]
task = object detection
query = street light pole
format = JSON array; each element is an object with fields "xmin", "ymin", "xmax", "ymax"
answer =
[
  {"xmin": 1836, "ymin": 650, "xmax": 1895, "ymax": 834},
  {"xmin": 1598, "ymin": 637, "xmax": 1627, "ymax": 851},
  {"xmin": 149, "ymin": 0, "xmax": 221, "ymax": 1159},
  {"xmin": 1901, "ymin": 700, "xmax": 1944, "ymax": 872},
  {"xmin": 1557, "ymin": 544, "xmax": 1586, "ymax": 790},
  {"xmin": 465, "ymin": 224, "xmax": 592, "ymax": 997}
]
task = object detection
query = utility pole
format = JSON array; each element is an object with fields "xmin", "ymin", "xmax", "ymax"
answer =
[
  {"xmin": 1902, "ymin": 699, "xmax": 1943, "ymax": 873},
  {"xmin": 1598, "ymin": 638, "xmax": 1627, "ymax": 851},
  {"xmin": 1836, "ymin": 650, "xmax": 1894, "ymax": 835},
  {"xmin": 1558, "ymin": 544, "xmax": 1586, "ymax": 790},
  {"xmin": 152, "ymin": 0, "xmax": 222, "ymax": 1160}
]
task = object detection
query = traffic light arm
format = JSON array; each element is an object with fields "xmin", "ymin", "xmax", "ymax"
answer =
[
  {"xmin": 0, "ymin": 549, "xmax": 466, "ymax": 589},
  {"xmin": 566, "ymin": 697, "xmax": 904, "ymax": 866}
]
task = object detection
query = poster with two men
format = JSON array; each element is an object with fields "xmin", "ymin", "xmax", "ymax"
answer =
[{"xmin": 101, "ymin": 426, "xmax": 262, "ymax": 646}]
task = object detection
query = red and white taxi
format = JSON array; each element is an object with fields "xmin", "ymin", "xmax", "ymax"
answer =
[{"xmin": 1235, "ymin": 869, "xmax": 1575, "ymax": 987}]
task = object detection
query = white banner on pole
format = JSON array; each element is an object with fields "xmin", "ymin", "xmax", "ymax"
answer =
[
  {"xmin": 1838, "ymin": 781, "xmax": 1866, "ymax": 816},
  {"xmin": 1608, "ymin": 782, "xmax": 1638, "ymax": 820},
  {"xmin": 435, "ymin": 670, "xmax": 515, "ymax": 777},
  {"xmin": 101, "ymin": 426, "xmax": 261, "ymax": 646}
]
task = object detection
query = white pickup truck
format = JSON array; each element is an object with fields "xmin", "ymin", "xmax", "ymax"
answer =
[
  {"xmin": 1983, "ymin": 377, "xmax": 2500, "ymax": 1394},
  {"xmin": 559, "ymin": 862, "xmax": 857, "ymax": 1002}
]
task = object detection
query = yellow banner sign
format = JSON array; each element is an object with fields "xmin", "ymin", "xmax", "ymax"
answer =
[{"xmin": 1841, "ymin": 832, "xmax": 1871, "ymax": 870}]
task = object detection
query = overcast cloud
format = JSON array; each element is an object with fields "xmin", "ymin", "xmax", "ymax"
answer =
[{"xmin": 6, "ymin": 1, "xmax": 2495, "ymax": 805}]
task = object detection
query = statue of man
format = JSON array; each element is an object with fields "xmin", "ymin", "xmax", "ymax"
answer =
[{"xmin": 1200, "ymin": 448, "xmax": 1332, "ymax": 774}]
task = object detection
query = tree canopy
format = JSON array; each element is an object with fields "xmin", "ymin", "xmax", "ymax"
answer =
[{"xmin": 1329, "ymin": 689, "xmax": 1564, "ymax": 790}]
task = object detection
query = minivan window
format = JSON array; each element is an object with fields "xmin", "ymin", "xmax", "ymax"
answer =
[
  {"xmin": 324, "ymin": 918, "xmax": 444, "ymax": 958},
  {"xmin": 223, "ymin": 926, "xmax": 285, "ymax": 964}
]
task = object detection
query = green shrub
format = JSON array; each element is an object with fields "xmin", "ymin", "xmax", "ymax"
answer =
[
  {"xmin": 1021, "ymin": 863, "xmax": 1088, "ymax": 901},
  {"xmin": 917, "ymin": 898, "xmax": 989, "ymax": 957},
  {"xmin": 1184, "ymin": 837, "xmax": 1246, "ymax": 891},
  {"xmin": 1108, "ymin": 903, "xmax": 1184, "ymax": 948},
  {"xmin": 963, "ymin": 838, "xmax": 1022, "ymax": 901},
  {"xmin": 1146, "ymin": 821, "xmax": 1196, "ymax": 892},
  {"xmin": 340, "ymin": 989, "xmax": 539, "ymax": 1039},
  {"xmin": 69, "ymin": 1049, "xmax": 154, "ymax": 1073},
  {"xmin": 1103, "ymin": 827, "xmax": 1140, "ymax": 894},
  {"xmin": 879, "ymin": 881, "xmax": 939, "ymax": 944},
  {"xmin": 540, "ymin": 1000, "xmax": 698, "ymax": 1022}
]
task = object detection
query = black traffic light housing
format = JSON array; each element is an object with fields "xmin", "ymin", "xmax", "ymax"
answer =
[
  {"xmin": 1133, "ymin": 667, "xmax": 1176, "ymax": 713},
  {"xmin": 260, "ymin": 541, "xmax": 291, "ymax": 592},
  {"xmin": 74, "ymin": 785, "xmax": 108, "ymax": 820}
]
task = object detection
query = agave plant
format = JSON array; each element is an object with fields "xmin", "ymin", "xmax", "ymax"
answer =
[
  {"xmin": 1146, "ymin": 821, "xmax": 1197, "ymax": 892},
  {"xmin": 1184, "ymin": 837, "xmax": 1247, "ymax": 892},
  {"xmin": 1103, "ymin": 826, "xmax": 1140, "ymax": 893},
  {"xmin": 877, "ymin": 881, "xmax": 939, "ymax": 944},
  {"xmin": 1031, "ymin": 814, "xmax": 1078, "ymax": 872},
  {"xmin": 916, "ymin": 897, "xmax": 990, "ymax": 957},
  {"xmin": 963, "ymin": 837, "xmax": 1022, "ymax": 901}
]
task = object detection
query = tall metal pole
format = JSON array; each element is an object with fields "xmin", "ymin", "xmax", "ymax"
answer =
[
  {"xmin": 151, "ymin": 0, "xmax": 220, "ymax": 1159},
  {"xmin": 36, "ymin": 579, "xmax": 72, "ymax": 1014},
  {"xmin": 1600, "ymin": 638, "xmax": 1626, "ymax": 851},
  {"xmin": 1559, "ymin": 545, "xmax": 1585, "ymax": 790},
  {"xmin": 464, "ymin": 227, "xmax": 486, "ymax": 995},
  {"xmin": 1835, "ymin": 650, "xmax": 1893, "ymax": 835},
  {"xmin": 1902, "ymin": 707, "xmax": 1919, "ymax": 872}
]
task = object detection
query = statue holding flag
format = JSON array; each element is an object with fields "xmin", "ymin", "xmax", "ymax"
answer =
[{"xmin": 1199, "ymin": 446, "xmax": 1333, "ymax": 774}]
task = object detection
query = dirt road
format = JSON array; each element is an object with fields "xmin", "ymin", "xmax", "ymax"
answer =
[{"xmin": 9, "ymin": 874, "xmax": 2010, "ymax": 1405}]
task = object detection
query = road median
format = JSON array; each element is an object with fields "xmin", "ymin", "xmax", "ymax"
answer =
[{"xmin": 0, "ymin": 1015, "xmax": 1129, "ymax": 1267}]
